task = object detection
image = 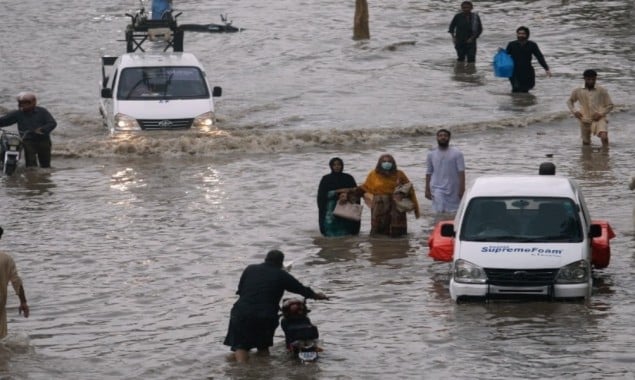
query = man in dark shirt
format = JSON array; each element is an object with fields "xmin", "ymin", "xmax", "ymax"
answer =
[
  {"xmin": 506, "ymin": 26, "xmax": 551, "ymax": 93},
  {"xmin": 224, "ymin": 250, "xmax": 328, "ymax": 362},
  {"xmin": 0, "ymin": 92, "xmax": 57, "ymax": 168},
  {"xmin": 448, "ymin": 1, "xmax": 483, "ymax": 63}
]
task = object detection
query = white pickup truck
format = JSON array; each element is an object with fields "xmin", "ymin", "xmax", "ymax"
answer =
[{"xmin": 99, "ymin": 52, "xmax": 222, "ymax": 133}]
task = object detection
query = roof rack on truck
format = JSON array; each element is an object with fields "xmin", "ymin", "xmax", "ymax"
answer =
[
  {"xmin": 122, "ymin": 0, "xmax": 242, "ymax": 53},
  {"xmin": 124, "ymin": 2, "xmax": 184, "ymax": 52}
]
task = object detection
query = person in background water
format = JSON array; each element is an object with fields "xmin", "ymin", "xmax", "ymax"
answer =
[
  {"xmin": 317, "ymin": 157, "xmax": 361, "ymax": 237},
  {"xmin": 0, "ymin": 92, "xmax": 57, "ymax": 168},
  {"xmin": 357, "ymin": 154, "xmax": 420, "ymax": 237},
  {"xmin": 448, "ymin": 1, "xmax": 483, "ymax": 64},
  {"xmin": 0, "ymin": 227, "xmax": 29, "ymax": 339},
  {"xmin": 223, "ymin": 250, "xmax": 328, "ymax": 363},
  {"xmin": 566, "ymin": 69, "xmax": 614, "ymax": 148},
  {"xmin": 506, "ymin": 26, "xmax": 551, "ymax": 93},
  {"xmin": 425, "ymin": 129, "xmax": 465, "ymax": 216}
]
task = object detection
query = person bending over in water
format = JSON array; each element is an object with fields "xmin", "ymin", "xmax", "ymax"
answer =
[{"xmin": 223, "ymin": 250, "xmax": 328, "ymax": 363}]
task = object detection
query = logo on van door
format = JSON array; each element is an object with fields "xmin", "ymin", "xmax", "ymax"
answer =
[{"xmin": 481, "ymin": 246, "xmax": 563, "ymax": 256}]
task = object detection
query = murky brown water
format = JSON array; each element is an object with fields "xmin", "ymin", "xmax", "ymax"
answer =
[{"xmin": 0, "ymin": 1, "xmax": 634, "ymax": 379}]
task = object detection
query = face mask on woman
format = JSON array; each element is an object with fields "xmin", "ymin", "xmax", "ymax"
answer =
[{"xmin": 381, "ymin": 162, "xmax": 393, "ymax": 171}]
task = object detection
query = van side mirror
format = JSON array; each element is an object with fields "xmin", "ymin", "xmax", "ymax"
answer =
[
  {"xmin": 101, "ymin": 88, "xmax": 113, "ymax": 98},
  {"xmin": 212, "ymin": 86, "xmax": 222, "ymax": 97},
  {"xmin": 589, "ymin": 224, "xmax": 602, "ymax": 238},
  {"xmin": 440, "ymin": 223, "xmax": 455, "ymax": 237}
]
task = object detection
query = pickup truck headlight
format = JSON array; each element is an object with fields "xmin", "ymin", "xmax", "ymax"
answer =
[
  {"xmin": 453, "ymin": 259, "xmax": 487, "ymax": 284},
  {"xmin": 555, "ymin": 260, "xmax": 589, "ymax": 284},
  {"xmin": 193, "ymin": 111, "xmax": 215, "ymax": 130},
  {"xmin": 114, "ymin": 113, "xmax": 141, "ymax": 131}
]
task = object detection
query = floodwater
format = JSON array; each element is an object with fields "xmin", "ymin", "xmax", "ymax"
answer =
[{"xmin": 0, "ymin": 0, "xmax": 634, "ymax": 379}]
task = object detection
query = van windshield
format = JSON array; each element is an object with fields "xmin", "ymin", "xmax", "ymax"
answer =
[
  {"xmin": 460, "ymin": 197, "xmax": 583, "ymax": 242},
  {"xmin": 117, "ymin": 66, "xmax": 209, "ymax": 100}
]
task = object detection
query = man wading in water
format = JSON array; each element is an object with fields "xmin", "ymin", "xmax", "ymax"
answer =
[
  {"xmin": 566, "ymin": 69, "xmax": 614, "ymax": 148},
  {"xmin": 223, "ymin": 250, "xmax": 328, "ymax": 362},
  {"xmin": 506, "ymin": 26, "xmax": 551, "ymax": 93}
]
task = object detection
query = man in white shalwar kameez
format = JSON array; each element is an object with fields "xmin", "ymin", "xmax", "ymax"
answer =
[{"xmin": 425, "ymin": 129, "xmax": 466, "ymax": 215}]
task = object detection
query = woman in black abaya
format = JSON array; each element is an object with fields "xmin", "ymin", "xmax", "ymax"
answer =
[{"xmin": 317, "ymin": 157, "xmax": 361, "ymax": 236}]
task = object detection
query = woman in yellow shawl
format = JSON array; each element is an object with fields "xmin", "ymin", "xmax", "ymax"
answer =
[{"xmin": 357, "ymin": 154, "xmax": 420, "ymax": 237}]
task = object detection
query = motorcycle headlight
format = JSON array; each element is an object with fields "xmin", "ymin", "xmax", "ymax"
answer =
[
  {"xmin": 7, "ymin": 136, "xmax": 21, "ymax": 147},
  {"xmin": 192, "ymin": 111, "xmax": 215, "ymax": 130},
  {"xmin": 114, "ymin": 113, "xmax": 141, "ymax": 131},
  {"xmin": 555, "ymin": 260, "xmax": 589, "ymax": 284},
  {"xmin": 453, "ymin": 259, "xmax": 487, "ymax": 284}
]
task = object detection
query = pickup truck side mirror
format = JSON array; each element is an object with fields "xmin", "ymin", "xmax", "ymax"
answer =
[
  {"xmin": 101, "ymin": 88, "xmax": 113, "ymax": 99},
  {"xmin": 440, "ymin": 223, "xmax": 455, "ymax": 237},
  {"xmin": 212, "ymin": 86, "xmax": 222, "ymax": 97},
  {"xmin": 588, "ymin": 224, "xmax": 602, "ymax": 238}
]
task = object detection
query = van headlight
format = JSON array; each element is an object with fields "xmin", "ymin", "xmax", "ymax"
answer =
[
  {"xmin": 114, "ymin": 113, "xmax": 141, "ymax": 131},
  {"xmin": 453, "ymin": 259, "xmax": 487, "ymax": 284},
  {"xmin": 192, "ymin": 111, "xmax": 215, "ymax": 130},
  {"xmin": 555, "ymin": 260, "xmax": 589, "ymax": 284}
]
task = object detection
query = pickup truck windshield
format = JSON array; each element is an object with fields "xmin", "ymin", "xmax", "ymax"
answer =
[
  {"xmin": 117, "ymin": 66, "xmax": 209, "ymax": 100},
  {"xmin": 460, "ymin": 197, "xmax": 583, "ymax": 242}
]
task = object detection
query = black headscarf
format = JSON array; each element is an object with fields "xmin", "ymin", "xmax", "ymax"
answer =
[{"xmin": 317, "ymin": 157, "xmax": 358, "ymax": 235}]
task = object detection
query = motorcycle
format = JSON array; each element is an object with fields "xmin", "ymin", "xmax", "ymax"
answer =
[
  {"xmin": 280, "ymin": 298, "xmax": 322, "ymax": 363},
  {"xmin": 0, "ymin": 130, "xmax": 23, "ymax": 175}
]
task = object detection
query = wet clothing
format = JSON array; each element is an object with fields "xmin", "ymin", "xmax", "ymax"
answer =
[
  {"xmin": 223, "ymin": 262, "xmax": 318, "ymax": 351},
  {"xmin": 23, "ymin": 139, "xmax": 52, "ymax": 168},
  {"xmin": 0, "ymin": 106, "xmax": 57, "ymax": 167},
  {"xmin": 317, "ymin": 169, "xmax": 360, "ymax": 237},
  {"xmin": 359, "ymin": 169, "xmax": 420, "ymax": 237},
  {"xmin": 449, "ymin": 12, "xmax": 483, "ymax": 62},
  {"xmin": 505, "ymin": 40, "xmax": 549, "ymax": 92},
  {"xmin": 426, "ymin": 147, "xmax": 465, "ymax": 214},
  {"xmin": 0, "ymin": 252, "xmax": 24, "ymax": 339},
  {"xmin": 566, "ymin": 85, "xmax": 614, "ymax": 144}
]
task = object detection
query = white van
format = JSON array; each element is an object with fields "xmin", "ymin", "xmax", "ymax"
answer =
[
  {"xmin": 440, "ymin": 175, "xmax": 602, "ymax": 302},
  {"xmin": 99, "ymin": 52, "xmax": 222, "ymax": 133}
]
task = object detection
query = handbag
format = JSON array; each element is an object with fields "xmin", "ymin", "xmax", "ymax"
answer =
[
  {"xmin": 493, "ymin": 48, "xmax": 514, "ymax": 78},
  {"xmin": 333, "ymin": 201, "xmax": 363, "ymax": 221},
  {"xmin": 393, "ymin": 183, "xmax": 415, "ymax": 213}
]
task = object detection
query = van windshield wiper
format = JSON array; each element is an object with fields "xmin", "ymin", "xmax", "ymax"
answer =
[{"xmin": 162, "ymin": 73, "xmax": 174, "ymax": 99}]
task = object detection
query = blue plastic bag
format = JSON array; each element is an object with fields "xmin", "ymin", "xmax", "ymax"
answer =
[
  {"xmin": 152, "ymin": 0, "xmax": 172, "ymax": 20},
  {"xmin": 493, "ymin": 48, "xmax": 514, "ymax": 78}
]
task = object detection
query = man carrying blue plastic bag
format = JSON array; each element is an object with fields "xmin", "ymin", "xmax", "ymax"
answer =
[{"xmin": 505, "ymin": 26, "xmax": 551, "ymax": 93}]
